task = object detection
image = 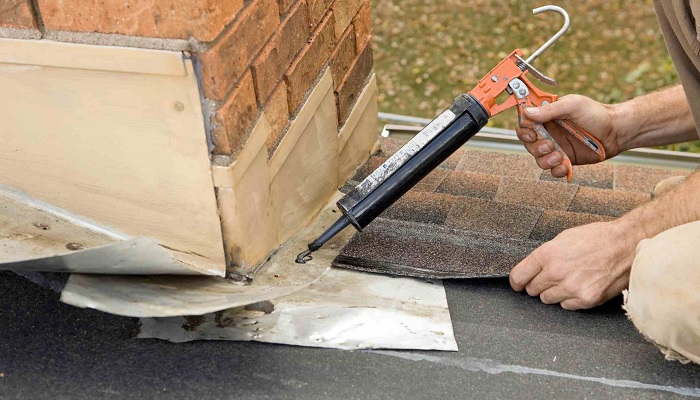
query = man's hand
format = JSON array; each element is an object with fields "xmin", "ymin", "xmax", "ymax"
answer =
[
  {"xmin": 509, "ymin": 219, "xmax": 641, "ymax": 310},
  {"xmin": 509, "ymin": 85, "xmax": 698, "ymax": 310},
  {"xmin": 515, "ymin": 95, "xmax": 622, "ymax": 179},
  {"xmin": 516, "ymin": 86, "xmax": 697, "ymax": 179}
]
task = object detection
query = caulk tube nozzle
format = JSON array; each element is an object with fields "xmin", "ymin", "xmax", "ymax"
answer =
[{"xmin": 295, "ymin": 215, "xmax": 351, "ymax": 263}]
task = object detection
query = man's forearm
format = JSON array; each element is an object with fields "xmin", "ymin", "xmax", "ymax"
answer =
[
  {"xmin": 620, "ymin": 170, "xmax": 700, "ymax": 243},
  {"xmin": 611, "ymin": 85, "xmax": 697, "ymax": 150}
]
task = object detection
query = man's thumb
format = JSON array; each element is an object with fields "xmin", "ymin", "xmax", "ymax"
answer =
[{"xmin": 524, "ymin": 101, "xmax": 566, "ymax": 123}]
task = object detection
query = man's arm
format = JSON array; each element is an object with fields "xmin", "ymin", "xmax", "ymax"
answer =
[
  {"xmin": 611, "ymin": 84, "xmax": 696, "ymax": 150},
  {"xmin": 509, "ymin": 84, "xmax": 699, "ymax": 310}
]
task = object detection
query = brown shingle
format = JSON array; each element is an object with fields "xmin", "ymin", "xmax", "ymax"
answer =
[
  {"xmin": 333, "ymin": 218, "xmax": 541, "ymax": 278},
  {"xmin": 436, "ymin": 171, "xmax": 500, "ymax": 199},
  {"xmin": 529, "ymin": 210, "xmax": 614, "ymax": 242},
  {"xmin": 445, "ymin": 198, "xmax": 543, "ymax": 238},
  {"xmin": 568, "ymin": 187, "xmax": 650, "ymax": 217},
  {"xmin": 382, "ymin": 191, "xmax": 456, "ymax": 225},
  {"xmin": 540, "ymin": 163, "xmax": 614, "ymax": 189},
  {"xmin": 334, "ymin": 143, "xmax": 690, "ymax": 281},
  {"xmin": 350, "ymin": 155, "xmax": 387, "ymax": 182},
  {"xmin": 495, "ymin": 176, "xmax": 579, "ymax": 211},
  {"xmin": 456, "ymin": 150, "xmax": 542, "ymax": 180},
  {"xmin": 412, "ymin": 168, "xmax": 449, "ymax": 192},
  {"xmin": 614, "ymin": 165, "xmax": 689, "ymax": 193},
  {"xmin": 378, "ymin": 137, "xmax": 406, "ymax": 156}
]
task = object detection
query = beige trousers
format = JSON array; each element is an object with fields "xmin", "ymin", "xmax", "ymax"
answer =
[{"xmin": 624, "ymin": 219, "xmax": 700, "ymax": 365}]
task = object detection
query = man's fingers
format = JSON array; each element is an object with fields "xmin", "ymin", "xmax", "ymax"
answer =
[
  {"xmin": 539, "ymin": 286, "xmax": 570, "ymax": 305},
  {"xmin": 550, "ymin": 164, "xmax": 569, "ymax": 178},
  {"xmin": 522, "ymin": 139, "xmax": 556, "ymax": 158},
  {"xmin": 516, "ymin": 128, "xmax": 537, "ymax": 143},
  {"xmin": 560, "ymin": 298, "xmax": 586, "ymax": 311},
  {"xmin": 535, "ymin": 151, "xmax": 562, "ymax": 170},
  {"xmin": 509, "ymin": 254, "xmax": 543, "ymax": 292},
  {"xmin": 524, "ymin": 272, "xmax": 558, "ymax": 297}
]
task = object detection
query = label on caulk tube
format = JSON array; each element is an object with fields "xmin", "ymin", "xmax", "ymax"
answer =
[{"xmin": 338, "ymin": 109, "xmax": 457, "ymax": 212}]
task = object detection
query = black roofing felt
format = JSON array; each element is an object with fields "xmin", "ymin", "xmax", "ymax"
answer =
[{"xmin": 332, "ymin": 138, "xmax": 683, "ymax": 279}]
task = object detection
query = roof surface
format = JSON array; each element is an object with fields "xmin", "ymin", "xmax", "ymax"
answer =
[
  {"xmin": 4, "ymin": 270, "xmax": 700, "ymax": 399},
  {"xmin": 3, "ymin": 139, "xmax": 700, "ymax": 398},
  {"xmin": 334, "ymin": 138, "xmax": 687, "ymax": 279}
]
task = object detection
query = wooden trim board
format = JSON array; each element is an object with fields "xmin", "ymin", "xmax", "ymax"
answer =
[
  {"xmin": 0, "ymin": 38, "xmax": 187, "ymax": 76},
  {"xmin": 338, "ymin": 74, "xmax": 378, "ymax": 152},
  {"xmin": 0, "ymin": 39, "xmax": 225, "ymax": 275}
]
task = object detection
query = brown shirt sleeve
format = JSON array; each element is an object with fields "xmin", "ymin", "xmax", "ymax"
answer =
[{"xmin": 654, "ymin": 0, "xmax": 700, "ymax": 138}]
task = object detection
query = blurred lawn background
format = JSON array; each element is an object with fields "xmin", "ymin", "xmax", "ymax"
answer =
[{"xmin": 372, "ymin": 0, "xmax": 700, "ymax": 152}]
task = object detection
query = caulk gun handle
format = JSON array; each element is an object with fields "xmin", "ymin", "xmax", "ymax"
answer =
[
  {"xmin": 517, "ymin": 103, "xmax": 574, "ymax": 182},
  {"xmin": 554, "ymin": 119, "xmax": 606, "ymax": 161}
]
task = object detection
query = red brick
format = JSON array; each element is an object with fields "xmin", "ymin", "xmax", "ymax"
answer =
[
  {"xmin": 335, "ymin": 37, "xmax": 373, "ymax": 123},
  {"xmin": 265, "ymin": 81, "xmax": 290, "ymax": 153},
  {"xmin": 329, "ymin": 25, "xmax": 356, "ymax": 89},
  {"xmin": 284, "ymin": 11, "xmax": 336, "ymax": 114},
  {"xmin": 330, "ymin": 0, "xmax": 363, "ymax": 40},
  {"xmin": 200, "ymin": 0, "xmax": 279, "ymax": 101},
  {"xmin": 352, "ymin": 1, "xmax": 371, "ymax": 53},
  {"xmin": 212, "ymin": 70, "xmax": 258, "ymax": 156},
  {"xmin": 0, "ymin": 0, "xmax": 35, "ymax": 29},
  {"xmin": 37, "ymin": 0, "xmax": 242, "ymax": 41},
  {"xmin": 306, "ymin": 0, "xmax": 330, "ymax": 30},
  {"xmin": 278, "ymin": 0, "xmax": 296, "ymax": 15},
  {"xmin": 251, "ymin": 1, "xmax": 309, "ymax": 104}
]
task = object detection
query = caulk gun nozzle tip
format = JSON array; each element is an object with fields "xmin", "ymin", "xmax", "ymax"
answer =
[{"xmin": 295, "ymin": 249, "xmax": 313, "ymax": 264}]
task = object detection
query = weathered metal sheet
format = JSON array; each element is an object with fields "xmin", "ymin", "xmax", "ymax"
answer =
[
  {"xmin": 137, "ymin": 194, "xmax": 458, "ymax": 351},
  {"xmin": 138, "ymin": 270, "xmax": 458, "ymax": 351}
]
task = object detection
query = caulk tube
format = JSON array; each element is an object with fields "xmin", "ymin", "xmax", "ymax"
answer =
[
  {"xmin": 296, "ymin": 94, "xmax": 488, "ymax": 263},
  {"xmin": 338, "ymin": 94, "xmax": 479, "ymax": 214},
  {"xmin": 343, "ymin": 94, "xmax": 488, "ymax": 230}
]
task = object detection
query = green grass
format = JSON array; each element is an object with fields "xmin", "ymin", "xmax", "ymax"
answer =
[{"xmin": 372, "ymin": 0, "xmax": 700, "ymax": 152}]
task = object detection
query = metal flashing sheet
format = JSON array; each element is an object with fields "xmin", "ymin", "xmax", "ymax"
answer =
[
  {"xmin": 137, "ymin": 193, "xmax": 458, "ymax": 350},
  {"xmin": 138, "ymin": 270, "xmax": 457, "ymax": 351}
]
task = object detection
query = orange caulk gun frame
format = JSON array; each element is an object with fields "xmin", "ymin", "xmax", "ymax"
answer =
[
  {"xmin": 469, "ymin": 7, "xmax": 605, "ymax": 182},
  {"xmin": 295, "ymin": 5, "xmax": 599, "ymax": 263}
]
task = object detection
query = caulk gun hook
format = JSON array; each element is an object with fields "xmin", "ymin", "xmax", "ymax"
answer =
[
  {"xmin": 295, "ymin": 249, "xmax": 313, "ymax": 264},
  {"xmin": 525, "ymin": 5, "xmax": 570, "ymax": 65}
]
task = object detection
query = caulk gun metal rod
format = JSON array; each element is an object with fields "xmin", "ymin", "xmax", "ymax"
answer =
[
  {"xmin": 344, "ymin": 94, "xmax": 489, "ymax": 230},
  {"xmin": 525, "ymin": 5, "xmax": 570, "ymax": 64}
]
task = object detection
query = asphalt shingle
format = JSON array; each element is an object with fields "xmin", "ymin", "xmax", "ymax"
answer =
[
  {"xmin": 614, "ymin": 165, "xmax": 689, "ymax": 193},
  {"xmin": 456, "ymin": 150, "xmax": 542, "ymax": 180},
  {"xmin": 529, "ymin": 210, "xmax": 614, "ymax": 242},
  {"xmin": 568, "ymin": 187, "xmax": 650, "ymax": 217},
  {"xmin": 435, "ymin": 170, "xmax": 500, "ymax": 199},
  {"xmin": 495, "ymin": 176, "xmax": 579, "ymax": 210},
  {"xmin": 541, "ymin": 163, "xmax": 614, "ymax": 189},
  {"xmin": 333, "ymin": 138, "xmax": 690, "ymax": 279},
  {"xmin": 334, "ymin": 218, "xmax": 541, "ymax": 278}
]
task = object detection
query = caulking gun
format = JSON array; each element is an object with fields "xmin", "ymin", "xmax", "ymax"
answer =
[{"xmin": 296, "ymin": 5, "xmax": 605, "ymax": 264}]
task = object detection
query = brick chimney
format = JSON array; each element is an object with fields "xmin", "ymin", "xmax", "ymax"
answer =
[{"xmin": 0, "ymin": 0, "xmax": 379, "ymax": 275}]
